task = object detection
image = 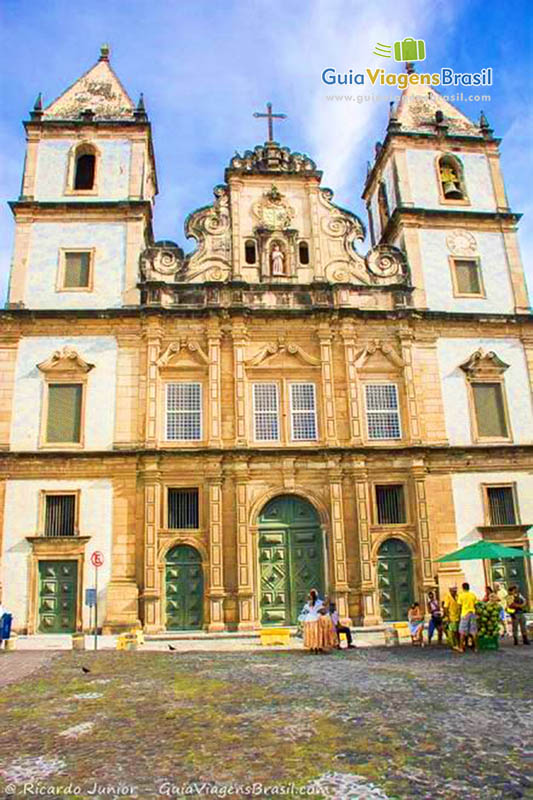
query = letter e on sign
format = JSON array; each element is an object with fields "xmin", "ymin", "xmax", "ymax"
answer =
[{"xmin": 90, "ymin": 551, "xmax": 104, "ymax": 568}]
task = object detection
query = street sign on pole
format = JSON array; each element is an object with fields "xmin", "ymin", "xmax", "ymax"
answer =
[
  {"xmin": 90, "ymin": 552, "xmax": 104, "ymax": 651},
  {"xmin": 85, "ymin": 588, "xmax": 96, "ymax": 607}
]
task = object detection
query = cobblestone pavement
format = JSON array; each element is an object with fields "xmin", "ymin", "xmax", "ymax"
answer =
[
  {"xmin": 0, "ymin": 645, "xmax": 531, "ymax": 800},
  {"xmin": 0, "ymin": 650, "xmax": 58, "ymax": 687}
]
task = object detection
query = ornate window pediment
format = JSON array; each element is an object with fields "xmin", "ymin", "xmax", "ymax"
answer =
[
  {"xmin": 37, "ymin": 346, "xmax": 94, "ymax": 376},
  {"xmin": 157, "ymin": 339, "xmax": 209, "ymax": 369},
  {"xmin": 246, "ymin": 340, "xmax": 320, "ymax": 368},
  {"xmin": 355, "ymin": 340, "xmax": 405, "ymax": 370},
  {"xmin": 459, "ymin": 349, "xmax": 510, "ymax": 379}
]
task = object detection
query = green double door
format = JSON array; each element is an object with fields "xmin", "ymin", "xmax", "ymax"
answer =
[
  {"xmin": 38, "ymin": 561, "xmax": 78, "ymax": 633},
  {"xmin": 165, "ymin": 545, "xmax": 204, "ymax": 630},
  {"xmin": 259, "ymin": 496, "xmax": 325, "ymax": 626},
  {"xmin": 377, "ymin": 538, "xmax": 415, "ymax": 622}
]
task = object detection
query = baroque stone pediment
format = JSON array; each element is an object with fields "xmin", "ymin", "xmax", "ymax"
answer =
[
  {"xmin": 246, "ymin": 340, "xmax": 320, "ymax": 368},
  {"xmin": 157, "ymin": 340, "xmax": 209, "ymax": 368},
  {"xmin": 355, "ymin": 340, "xmax": 405, "ymax": 370},
  {"xmin": 37, "ymin": 346, "xmax": 94, "ymax": 374},
  {"xmin": 459, "ymin": 349, "xmax": 509, "ymax": 378},
  {"xmin": 184, "ymin": 185, "xmax": 232, "ymax": 282}
]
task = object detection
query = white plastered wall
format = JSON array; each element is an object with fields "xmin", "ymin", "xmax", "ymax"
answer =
[{"xmin": 405, "ymin": 148, "xmax": 496, "ymax": 211}]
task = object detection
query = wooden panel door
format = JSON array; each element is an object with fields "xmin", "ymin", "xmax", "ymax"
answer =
[
  {"xmin": 165, "ymin": 545, "xmax": 204, "ymax": 630},
  {"xmin": 377, "ymin": 538, "xmax": 414, "ymax": 622},
  {"xmin": 38, "ymin": 561, "xmax": 78, "ymax": 633}
]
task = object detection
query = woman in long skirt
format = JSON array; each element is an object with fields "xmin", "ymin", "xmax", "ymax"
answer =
[
  {"xmin": 301, "ymin": 589, "xmax": 323, "ymax": 654},
  {"xmin": 319, "ymin": 596, "xmax": 339, "ymax": 651}
]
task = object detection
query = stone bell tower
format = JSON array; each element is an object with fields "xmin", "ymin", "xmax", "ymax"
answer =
[
  {"xmin": 8, "ymin": 45, "xmax": 157, "ymax": 310},
  {"xmin": 362, "ymin": 65, "xmax": 530, "ymax": 315}
]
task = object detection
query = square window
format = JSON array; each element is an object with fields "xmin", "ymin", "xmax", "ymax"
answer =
[
  {"xmin": 375, "ymin": 485, "xmax": 406, "ymax": 524},
  {"xmin": 168, "ymin": 488, "xmax": 199, "ymax": 529},
  {"xmin": 472, "ymin": 382, "xmax": 508, "ymax": 438},
  {"xmin": 44, "ymin": 494, "xmax": 76, "ymax": 536},
  {"xmin": 46, "ymin": 384, "xmax": 82, "ymax": 443},
  {"xmin": 290, "ymin": 383, "xmax": 317, "ymax": 441},
  {"xmin": 63, "ymin": 252, "xmax": 91, "ymax": 289},
  {"xmin": 453, "ymin": 259, "xmax": 482, "ymax": 295},
  {"xmin": 365, "ymin": 384, "xmax": 401, "ymax": 440},
  {"xmin": 166, "ymin": 383, "xmax": 202, "ymax": 441}
]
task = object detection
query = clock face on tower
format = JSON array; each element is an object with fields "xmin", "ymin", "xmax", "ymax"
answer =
[{"xmin": 446, "ymin": 229, "xmax": 477, "ymax": 256}]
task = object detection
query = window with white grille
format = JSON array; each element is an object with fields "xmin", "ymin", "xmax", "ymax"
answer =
[
  {"xmin": 165, "ymin": 383, "xmax": 202, "ymax": 441},
  {"xmin": 290, "ymin": 383, "xmax": 318, "ymax": 441},
  {"xmin": 365, "ymin": 384, "xmax": 401, "ymax": 440},
  {"xmin": 253, "ymin": 384, "xmax": 280, "ymax": 441}
]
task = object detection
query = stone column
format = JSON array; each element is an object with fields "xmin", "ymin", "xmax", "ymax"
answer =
[
  {"xmin": 141, "ymin": 459, "xmax": 161, "ymax": 632},
  {"xmin": 398, "ymin": 330, "xmax": 422, "ymax": 445},
  {"xmin": 103, "ymin": 471, "xmax": 141, "ymax": 633},
  {"xmin": 318, "ymin": 323, "xmax": 338, "ymax": 446},
  {"xmin": 207, "ymin": 319, "xmax": 223, "ymax": 448},
  {"xmin": 412, "ymin": 462, "xmax": 435, "ymax": 594},
  {"xmin": 340, "ymin": 323, "xmax": 362, "ymax": 445},
  {"xmin": 231, "ymin": 321, "xmax": 248, "ymax": 446},
  {"xmin": 328, "ymin": 465, "xmax": 351, "ymax": 623},
  {"xmin": 351, "ymin": 462, "xmax": 380, "ymax": 625},
  {"xmin": 207, "ymin": 469, "xmax": 226, "ymax": 631},
  {"xmin": 234, "ymin": 460, "xmax": 256, "ymax": 629}
]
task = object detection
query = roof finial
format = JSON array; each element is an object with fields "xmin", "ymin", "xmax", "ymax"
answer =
[
  {"xmin": 479, "ymin": 110, "xmax": 493, "ymax": 138},
  {"xmin": 134, "ymin": 93, "xmax": 148, "ymax": 122},
  {"xmin": 387, "ymin": 101, "xmax": 401, "ymax": 133},
  {"xmin": 99, "ymin": 43, "xmax": 110, "ymax": 61},
  {"xmin": 405, "ymin": 61, "xmax": 415, "ymax": 75},
  {"xmin": 30, "ymin": 92, "xmax": 43, "ymax": 120}
]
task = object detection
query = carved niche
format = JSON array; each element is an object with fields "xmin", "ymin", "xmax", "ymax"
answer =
[{"xmin": 251, "ymin": 186, "xmax": 298, "ymax": 279}]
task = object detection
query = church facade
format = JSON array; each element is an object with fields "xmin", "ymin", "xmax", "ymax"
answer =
[{"xmin": 1, "ymin": 48, "xmax": 532, "ymax": 634}]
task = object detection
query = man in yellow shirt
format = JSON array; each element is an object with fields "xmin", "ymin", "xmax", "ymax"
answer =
[
  {"xmin": 442, "ymin": 586, "xmax": 460, "ymax": 650},
  {"xmin": 457, "ymin": 582, "xmax": 478, "ymax": 652}
]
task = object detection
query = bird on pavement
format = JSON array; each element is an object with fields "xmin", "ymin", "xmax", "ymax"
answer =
[
  {"xmin": 168, "ymin": 645, "xmax": 176, "ymax": 651},
  {"xmin": 81, "ymin": 666, "xmax": 91, "ymax": 674}
]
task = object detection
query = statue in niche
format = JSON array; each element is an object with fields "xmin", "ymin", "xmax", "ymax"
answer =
[{"xmin": 271, "ymin": 243, "xmax": 285, "ymax": 276}]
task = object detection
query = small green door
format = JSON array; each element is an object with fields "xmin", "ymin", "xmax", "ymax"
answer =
[
  {"xmin": 38, "ymin": 561, "xmax": 78, "ymax": 633},
  {"xmin": 491, "ymin": 551, "xmax": 529, "ymax": 604},
  {"xmin": 165, "ymin": 545, "xmax": 204, "ymax": 630},
  {"xmin": 377, "ymin": 538, "xmax": 414, "ymax": 622},
  {"xmin": 259, "ymin": 496, "xmax": 324, "ymax": 626}
]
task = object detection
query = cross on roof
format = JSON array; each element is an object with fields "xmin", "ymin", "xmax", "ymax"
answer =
[{"xmin": 253, "ymin": 102, "xmax": 287, "ymax": 142}]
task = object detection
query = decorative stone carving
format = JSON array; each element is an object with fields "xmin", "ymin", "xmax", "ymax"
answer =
[
  {"xmin": 459, "ymin": 349, "xmax": 509, "ymax": 378},
  {"xmin": 140, "ymin": 242, "xmax": 185, "ymax": 280},
  {"xmin": 355, "ymin": 339, "xmax": 405, "ymax": 369},
  {"xmin": 157, "ymin": 339, "xmax": 209, "ymax": 367},
  {"xmin": 252, "ymin": 186, "xmax": 295, "ymax": 230},
  {"xmin": 228, "ymin": 142, "xmax": 319, "ymax": 175},
  {"xmin": 446, "ymin": 229, "xmax": 477, "ymax": 256},
  {"xmin": 246, "ymin": 339, "xmax": 320, "ymax": 367},
  {"xmin": 184, "ymin": 184, "xmax": 232, "ymax": 282},
  {"xmin": 365, "ymin": 245, "xmax": 408, "ymax": 285},
  {"xmin": 37, "ymin": 346, "xmax": 95, "ymax": 374}
]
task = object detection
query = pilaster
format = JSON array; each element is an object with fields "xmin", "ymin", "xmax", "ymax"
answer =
[
  {"xmin": 207, "ymin": 465, "xmax": 226, "ymax": 631},
  {"xmin": 350, "ymin": 462, "xmax": 380, "ymax": 625},
  {"xmin": 141, "ymin": 460, "xmax": 161, "ymax": 632},
  {"xmin": 143, "ymin": 322, "xmax": 163, "ymax": 447},
  {"xmin": 233, "ymin": 460, "xmax": 256, "ymax": 630},
  {"xmin": 411, "ymin": 463, "xmax": 435, "ymax": 592},
  {"xmin": 318, "ymin": 322, "xmax": 338, "ymax": 446},
  {"xmin": 207, "ymin": 318, "xmax": 223, "ymax": 448},
  {"xmin": 0, "ymin": 336, "xmax": 19, "ymax": 450},
  {"xmin": 328, "ymin": 464, "xmax": 351, "ymax": 623},
  {"xmin": 340, "ymin": 322, "xmax": 362, "ymax": 445},
  {"xmin": 113, "ymin": 334, "xmax": 141, "ymax": 449},
  {"xmin": 231, "ymin": 321, "xmax": 248, "ymax": 446},
  {"xmin": 398, "ymin": 330, "xmax": 422, "ymax": 444}
]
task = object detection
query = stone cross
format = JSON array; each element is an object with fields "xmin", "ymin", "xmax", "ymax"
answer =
[{"xmin": 253, "ymin": 102, "xmax": 287, "ymax": 142}]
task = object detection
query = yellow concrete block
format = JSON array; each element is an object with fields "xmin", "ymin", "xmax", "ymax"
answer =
[{"xmin": 259, "ymin": 628, "xmax": 291, "ymax": 646}]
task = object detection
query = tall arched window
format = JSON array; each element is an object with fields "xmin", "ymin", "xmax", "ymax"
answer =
[
  {"xmin": 438, "ymin": 154, "xmax": 466, "ymax": 201},
  {"xmin": 244, "ymin": 239, "xmax": 257, "ymax": 265},
  {"xmin": 298, "ymin": 241, "xmax": 310, "ymax": 265},
  {"xmin": 73, "ymin": 146, "xmax": 96, "ymax": 190}
]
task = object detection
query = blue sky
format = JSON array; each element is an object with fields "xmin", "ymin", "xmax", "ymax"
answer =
[{"xmin": 1, "ymin": 0, "xmax": 532, "ymax": 302}]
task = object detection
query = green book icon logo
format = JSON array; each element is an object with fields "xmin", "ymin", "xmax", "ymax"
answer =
[{"xmin": 393, "ymin": 38, "xmax": 426, "ymax": 62}]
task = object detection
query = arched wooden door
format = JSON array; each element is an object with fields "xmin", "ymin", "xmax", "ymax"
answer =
[
  {"xmin": 258, "ymin": 496, "xmax": 324, "ymax": 626},
  {"xmin": 377, "ymin": 538, "xmax": 414, "ymax": 622},
  {"xmin": 165, "ymin": 545, "xmax": 204, "ymax": 630}
]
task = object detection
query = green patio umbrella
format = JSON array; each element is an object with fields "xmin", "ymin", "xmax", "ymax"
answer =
[{"xmin": 436, "ymin": 540, "xmax": 533, "ymax": 562}]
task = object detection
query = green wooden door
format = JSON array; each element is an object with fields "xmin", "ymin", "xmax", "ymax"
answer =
[
  {"xmin": 165, "ymin": 545, "xmax": 204, "ymax": 630},
  {"xmin": 491, "ymin": 551, "xmax": 528, "ymax": 604},
  {"xmin": 377, "ymin": 538, "xmax": 414, "ymax": 622},
  {"xmin": 259, "ymin": 496, "xmax": 324, "ymax": 626},
  {"xmin": 38, "ymin": 561, "xmax": 78, "ymax": 633}
]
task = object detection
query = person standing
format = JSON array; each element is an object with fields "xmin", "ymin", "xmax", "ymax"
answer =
[
  {"xmin": 408, "ymin": 602, "xmax": 425, "ymax": 646},
  {"xmin": 329, "ymin": 601, "xmax": 355, "ymax": 649},
  {"xmin": 507, "ymin": 585, "xmax": 530, "ymax": 646},
  {"xmin": 494, "ymin": 582, "xmax": 508, "ymax": 637},
  {"xmin": 457, "ymin": 582, "xmax": 478, "ymax": 653},
  {"xmin": 442, "ymin": 586, "xmax": 460, "ymax": 651},
  {"xmin": 427, "ymin": 591, "xmax": 444, "ymax": 645},
  {"xmin": 300, "ymin": 589, "xmax": 323, "ymax": 654}
]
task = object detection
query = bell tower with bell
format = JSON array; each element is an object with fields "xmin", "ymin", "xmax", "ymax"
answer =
[{"xmin": 362, "ymin": 63, "xmax": 530, "ymax": 314}]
